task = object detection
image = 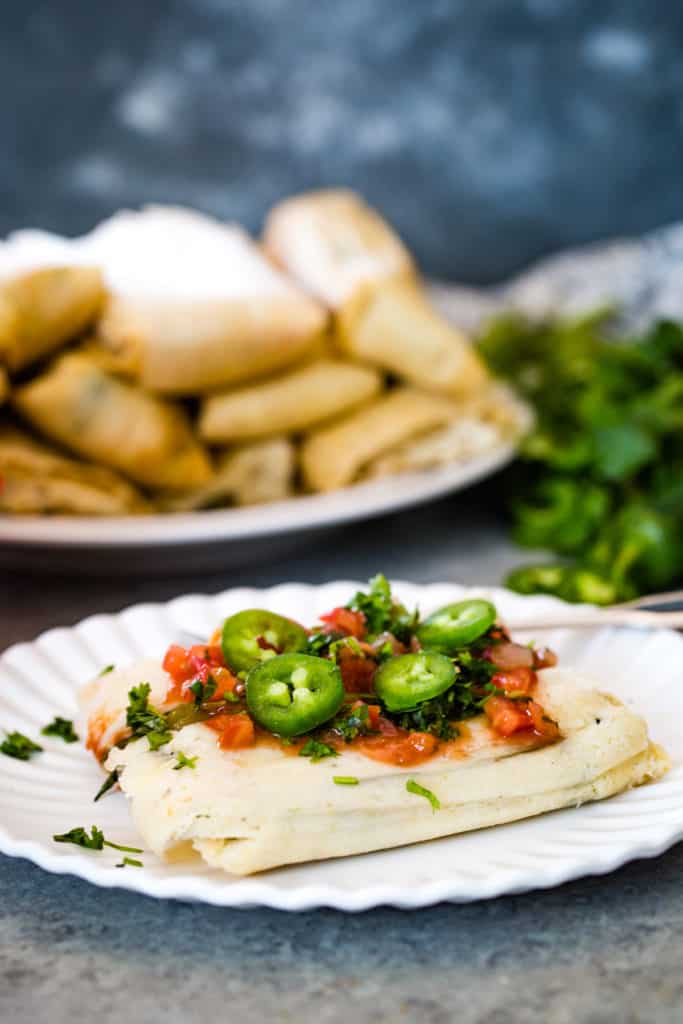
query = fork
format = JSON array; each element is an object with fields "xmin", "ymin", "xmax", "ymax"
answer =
[{"xmin": 505, "ymin": 589, "xmax": 683, "ymax": 631}]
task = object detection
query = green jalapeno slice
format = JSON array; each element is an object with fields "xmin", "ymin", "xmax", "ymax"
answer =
[
  {"xmin": 373, "ymin": 652, "xmax": 456, "ymax": 712},
  {"xmin": 245, "ymin": 653, "xmax": 345, "ymax": 737},
  {"xmin": 221, "ymin": 609, "xmax": 308, "ymax": 672},
  {"xmin": 416, "ymin": 599, "xmax": 497, "ymax": 653}
]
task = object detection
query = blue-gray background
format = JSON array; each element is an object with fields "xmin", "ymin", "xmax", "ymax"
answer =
[{"xmin": 2, "ymin": 0, "xmax": 683, "ymax": 283}]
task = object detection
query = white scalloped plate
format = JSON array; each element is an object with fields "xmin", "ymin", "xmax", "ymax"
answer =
[{"xmin": 1, "ymin": 581, "xmax": 681, "ymax": 910}]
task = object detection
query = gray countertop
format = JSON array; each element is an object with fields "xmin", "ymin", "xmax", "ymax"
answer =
[{"xmin": 1, "ymin": 485, "xmax": 682, "ymax": 1023}]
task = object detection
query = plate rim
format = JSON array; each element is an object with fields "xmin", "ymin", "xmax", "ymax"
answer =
[
  {"xmin": 0, "ymin": 442, "xmax": 517, "ymax": 549},
  {"xmin": 1, "ymin": 579, "xmax": 681, "ymax": 911}
]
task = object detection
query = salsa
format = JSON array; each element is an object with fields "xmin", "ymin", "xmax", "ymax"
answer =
[{"xmin": 122, "ymin": 575, "xmax": 560, "ymax": 764}]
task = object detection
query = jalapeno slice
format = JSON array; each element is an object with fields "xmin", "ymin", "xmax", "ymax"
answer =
[
  {"xmin": 221, "ymin": 610, "xmax": 308, "ymax": 672},
  {"xmin": 373, "ymin": 652, "xmax": 456, "ymax": 712},
  {"xmin": 416, "ymin": 599, "xmax": 497, "ymax": 653},
  {"xmin": 246, "ymin": 653, "xmax": 345, "ymax": 737}
]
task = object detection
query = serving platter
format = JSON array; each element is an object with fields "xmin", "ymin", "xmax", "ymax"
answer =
[{"xmin": 0, "ymin": 581, "xmax": 681, "ymax": 911}]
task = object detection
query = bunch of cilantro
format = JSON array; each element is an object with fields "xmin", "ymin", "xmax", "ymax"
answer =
[{"xmin": 479, "ymin": 311, "xmax": 683, "ymax": 604}]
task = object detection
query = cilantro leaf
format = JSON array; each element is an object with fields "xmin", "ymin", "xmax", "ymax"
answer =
[
  {"xmin": 99, "ymin": 664, "xmax": 115, "ymax": 676},
  {"xmin": 406, "ymin": 779, "xmax": 441, "ymax": 811},
  {"xmin": 189, "ymin": 676, "xmax": 217, "ymax": 706},
  {"xmin": 124, "ymin": 683, "xmax": 172, "ymax": 750},
  {"xmin": 173, "ymin": 751, "xmax": 198, "ymax": 770},
  {"xmin": 53, "ymin": 826, "xmax": 143, "ymax": 854},
  {"xmin": 299, "ymin": 739, "xmax": 338, "ymax": 762},
  {"xmin": 333, "ymin": 776, "xmax": 359, "ymax": 785},
  {"xmin": 41, "ymin": 717, "xmax": 79, "ymax": 743},
  {"xmin": 346, "ymin": 574, "xmax": 417, "ymax": 641},
  {"xmin": 1, "ymin": 731, "xmax": 43, "ymax": 761},
  {"xmin": 53, "ymin": 826, "xmax": 105, "ymax": 850}
]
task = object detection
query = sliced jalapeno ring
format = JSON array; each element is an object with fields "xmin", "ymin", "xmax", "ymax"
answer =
[
  {"xmin": 373, "ymin": 652, "xmax": 456, "ymax": 712},
  {"xmin": 416, "ymin": 599, "xmax": 497, "ymax": 653},
  {"xmin": 221, "ymin": 609, "xmax": 308, "ymax": 672},
  {"xmin": 246, "ymin": 653, "xmax": 344, "ymax": 737}
]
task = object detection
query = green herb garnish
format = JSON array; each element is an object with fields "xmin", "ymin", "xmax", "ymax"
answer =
[
  {"xmin": 299, "ymin": 739, "xmax": 338, "ymax": 762},
  {"xmin": 116, "ymin": 856, "xmax": 143, "ymax": 868},
  {"xmin": 480, "ymin": 312, "xmax": 683, "ymax": 603},
  {"xmin": 124, "ymin": 683, "xmax": 172, "ymax": 750},
  {"xmin": 41, "ymin": 717, "xmax": 79, "ymax": 743},
  {"xmin": 99, "ymin": 664, "xmax": 115, "ymax": 676},
  {"xmin": 1, "ymin": 731, "xmax": 43, "ymax": 761},
  {"xmin": 346, "ymin": 574, "xmax": 418, "ymax": 641},
  {"xmin": 189, "ymin": 676, "xmax": 217, "ymax": 706},
  {"xmin": 406, "ymin": 779, "xmax": 441, "ymax": 811},
  {"xmin": 173, "ymin": 751, "xmax": 198, "ymax": 770},
  {"xmin": 333, "ymin": 776, "xmax": 359, "ymax": 785},
  {"xmin": 329, "ymin": 702, "xmax": 374, "ymax": 742},
  {"xmin": 94, "ymin": 767, "xmax": 121, "ymax": 802},
  {"xmin": 53, "ymin": 826, "xmax": 143, "ymax": 854}
]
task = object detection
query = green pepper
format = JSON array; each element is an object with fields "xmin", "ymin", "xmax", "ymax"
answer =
[
  {"xmin": 373, "ymin": 652, "xmax": 456, "ymax": 712},
  {"xmin": 416, "ymin": 599, "xmax": 496, "ymax": 653},
  {"xmin": 246, "ymin": 653, "xmax": 344, "ymax": 737},
  {"xmin": 221, "ymin": 609, "xmax": 308, "ymax": 672}
]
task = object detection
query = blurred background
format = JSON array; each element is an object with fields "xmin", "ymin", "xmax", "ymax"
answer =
[{"xmin": 3, "ymin": 0, "xmax": 683, "ymax": 283}]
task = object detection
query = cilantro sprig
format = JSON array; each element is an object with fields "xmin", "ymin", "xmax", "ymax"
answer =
[
  {"xmin": 41, "ymin": 717, "xmax": 79, "ymax": 744},
  {"xmin": 124, "ymin": 683, "xmax": 172, "ymax": 751},
  {"xmin": 53, "ymin": 826, "xmax": 143, "ymax": 854},
  {"xmin": 299, "ymin": 739, "xmax": 338, "ymax": 762},
  {"xmin": 173, "ymin": 751, "xmax": 198, "ymax": 770},
  {"xmin": 1, "ymin": 731, "xmax": 43, "ymax": 761},
  {"xmin": 346, "ymin": 574, "xmax": 417, "ymax": 641}
]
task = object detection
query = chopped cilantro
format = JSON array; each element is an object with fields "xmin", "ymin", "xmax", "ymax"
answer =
[
  {"xmin": 299, "ymin": 739, "xmax": 338, "ymax": 761},
  {"xmin": 173, "ymin": 751, "xmax": 198, "ymax": 770},
  {"xmin": 406, "ymin": 779, "xmax": 441, "ymax": 811},
  {"xmin": 99, "ymin": 664, "xmax": 115, "ymax": 676},
  {"xmin": 346, "ymin": 574, "xmax": 417, "ymax": 640},
  {"xmin": 41, "ymin": 717, "xmax": 79, "ymax": 743},
  {"xmin": 116, "ymin": 857, "xmax": 143, "ymax": 868},
  {"xmin": 0, "ymin": 731, "xmax": 43, "ymax": 761},
  {"xmin": 53, "ymin": 826, "xmax": 143, "ymax": 854},
  {"xmin": 189, "ymin": 675, "xmax": 217, "ymax": 706},
  {"xmin": 94, "ymin": 767, "xmax": 121, "ymax": 802},
  {"xmin": 333, "ymin": 776, "xmax": 359, "ymax": 785},
  {"xmin": 330, "ymin": 703, "xmax": 374, "ymax": 742},
  {"xmin": 124, "ymin": 683, "xmax": 172, "ymax": 750}
]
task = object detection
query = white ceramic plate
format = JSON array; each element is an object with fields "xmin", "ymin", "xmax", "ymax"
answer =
[
  {"xmin": 0, "ymin": 442, "xmax": 517, "ymax": 549},
  {"xmin": 1, "ymin": 581, "xmax": 681, "ymax": 911}
]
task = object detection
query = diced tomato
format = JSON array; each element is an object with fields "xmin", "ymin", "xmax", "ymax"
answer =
[
  {"xmin": 206, "ymin": 712, "xmax": 256, "ymax": 750},
  {"xmin": 526, "ymin": 699, "xmax": 561, "ymax": 740},
  {"xmin": 490, "ymin": 666, "xmax": 537, "ymax": 695},
  {"xmin": 337, "ymin": 645, "xmax": 377, "ymax": 693},
  {"xmin": 485, "ymin": 695, "xmax": 560, "ymax": 741},
  {"xmin": 319, "ymin": 607, "xmax": 367, "ymax": 639},
  {"xmin": 366, "ymin": 703, "xmax": 381, "ymax": 730},
  {"xmin": 485, "ymin": 696, "xmax": 531, "ymax": 737},
  {"xmin": 162, "ymin": 644, "xmax": 192, "ymax": 681},
  {"xmin": 357, "ymin": 729, "xmax": 439, "ymax": 766},
  {"xmin": 162, "ymin": 641, "xmax": 235, "ymax": 704}
]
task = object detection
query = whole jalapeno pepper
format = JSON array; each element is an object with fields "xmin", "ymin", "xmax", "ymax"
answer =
[
  {"xmin": 246, "ymin": 653, "xmax": 345, "ymax": 737},
  {"xmin": 416, "ymin": 599, "xmax": 497, "ymax": 653},
  {"xmin": 221, "ymin": 609, "xmax": 308, "ymax": 672},
  {"xmin": 373, "ymin": 651, "xmax": 456, "ymax": 711}
]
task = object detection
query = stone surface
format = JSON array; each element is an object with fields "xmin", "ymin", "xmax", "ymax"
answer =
[
  {"xmin": 3, "ymin": 1, "xmax": 683, "ymax": 283},
  {"xmin": 1, "ymin": 482, "xmax": 682, "ymax": 1023}
]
